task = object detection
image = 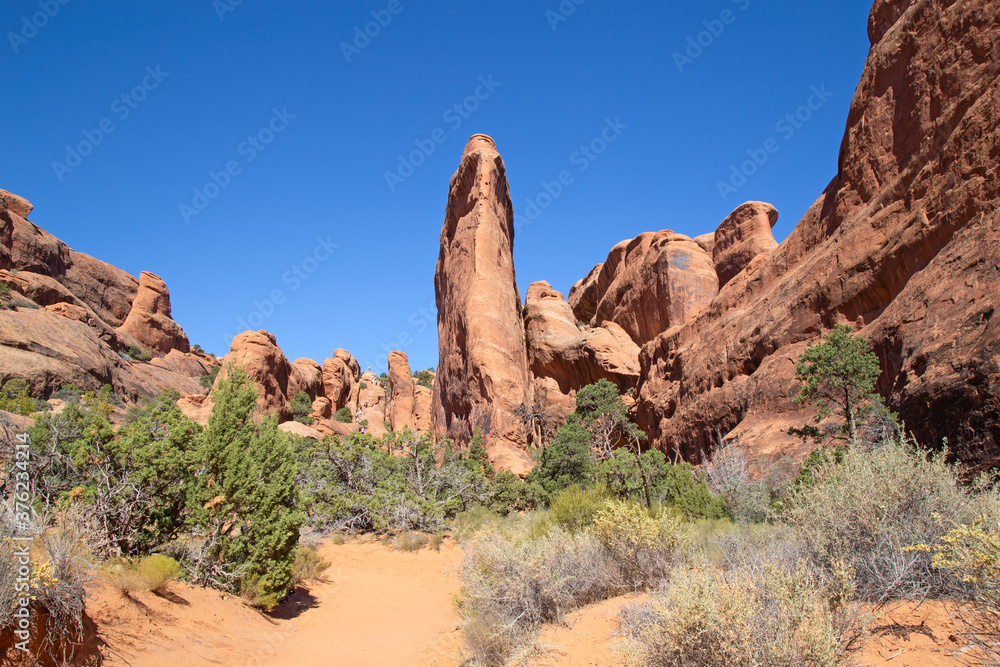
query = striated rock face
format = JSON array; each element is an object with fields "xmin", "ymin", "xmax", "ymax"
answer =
[
  {"xmin": 0, "ymin": 195, "xmax": 209, "ymax": 402},
  {"xmin": 117, "ymin": 271, "xmax": 190, "ymax": 355},
  {"xmin": 387, "ymin": 351, "xmax": 415, "ymax": 432},
  {"xmin": 4, "ymin": 206, "xmax": 138, "ymax": 327},
  {"xmin": 567, "ymin": 230, "xmax": 719, "ymax": 346},
  {"xmin": 357, "ymin": 371, "xmax": 389, "ymax": 438},
  {"xmin": 216, "ymin": 330, "xmax": 292, "ymax": 420},
  {"xmin": 433, "ymin": 135, "xmax": 533, "ymax": 471},
  {"xmin": 524, "ymin": 281, "xmax": 640, "ymax": 422},
  {"xmin": 712, "ymin": 202, "xmax": 779, "ymax": 288},
  {"xmin": 635, "ymin": 0, "xmax": 1000, "ymax": 467}
]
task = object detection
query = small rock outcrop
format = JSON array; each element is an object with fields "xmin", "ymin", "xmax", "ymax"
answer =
[
  {"xmin": 322, "ymin": 349, "xmax": 360, "ymax": 412},
  {"xmin": 289, "ymin": 358, "xmax": 324, "ymax": 400},
  {"xmin": 117, "ymin": 271, "xmax": 191, "ymax": 355},
  {"xmin": 0, "ymin": 190, "xmax": 33, "ymax": 219},
  {"xmin": 712, "ymin": 202, "xmax": 779, "ymax": 288}
]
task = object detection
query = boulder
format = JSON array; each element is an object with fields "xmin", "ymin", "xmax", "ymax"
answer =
[
  {"xmin": 278, "ymin": 420, "xmax": 324, "ymax": 441},
  {"xmin": 0, "ymin": 190, "xmax": 33, "ymax": 219},
  {"xmin": 524, "ymin": 281, "xmax": 640, "ymax": 421},
  {"xmin": 310, "ymin": 396, "xmax": 332, "ymax": 420},
  {"xmin": 432, "ymin": 135, "xmax": 532, "ymax": 469}
]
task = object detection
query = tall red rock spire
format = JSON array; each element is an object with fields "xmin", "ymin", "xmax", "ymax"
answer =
[{"xmin": 432, "ymin": 134, "xmax": 533, "ymax": 473}]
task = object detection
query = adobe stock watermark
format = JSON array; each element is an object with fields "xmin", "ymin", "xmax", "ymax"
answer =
[
  {"xmin": 546, "ymin": 0, "xmax": 586, "ymax": 31},
  {"xmin": 384, "ymin": 75, "xmax": 502, "ymax": 192},
  {"xmin": 51, "ymin": 66, "xmax": 169, "ymax": 183},
  {"xmin": 717, "ymin": 85, "xmax": 833, "ymax": 202},
  {"xmin": 341, "ymin": 0, "xmax": 408, "ymax": 63},
  {"xmin": 223, "ymin": 235, "xmax": 340, "ymax": 342},
  {"xmin": 673, "ymin": 0, "xmax": 751, "ymax": 74},
  {"xmin": 361, "ymin": 299, "xmax": 436, "ymax": 373},
  {"xmin": 213, "ymin": 0, "xmax": 243, "ymax": 21},
  {"xmin": 7, "ymin": 0, "xmax": 71, "ymax": 54},
  {"xmin": 515, "ymin": 117, "xmax": 628, "ymax": 232},
  {"xmin": 179, "ymin": 107, "xmax": 296, "ymax": 224},
  {"xmin": 11, "ymin": 432, "xmax": 34, "ymax": 654}
]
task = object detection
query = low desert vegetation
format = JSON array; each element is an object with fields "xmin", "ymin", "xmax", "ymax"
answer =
[
  {"xmin": 124, "ymin": 344, "xmax": 152, "ymax": 362},
  {"xmin": 452, "ymin": 327, "xmax": 1000, "ymax": 666},
  {"xmin": 2, "ymin": 326, "xmax": 998, "ymax": 665},
  {"xmin": 1, "ymin": 363, "xmax": 305, "ymax": 664},
  {"xmin": 0, "ymin": 378, "xmax": 48, "ymax": 416}
]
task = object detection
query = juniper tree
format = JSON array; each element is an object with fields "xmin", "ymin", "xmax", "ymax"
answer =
[
  {"xmin": 794, "ymin": 324, "xmax": 883, "ymax": 445},
  {"xmin": 190, "ymin": 366, "xmax": 303, "ymax": 608}
]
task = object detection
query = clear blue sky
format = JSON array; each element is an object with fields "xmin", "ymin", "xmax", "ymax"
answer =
[{"xmin": 0, "ymin": 0, "xmax": 873, "ymax": 373}]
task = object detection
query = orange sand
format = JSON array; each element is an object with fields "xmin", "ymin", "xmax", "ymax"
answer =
[{"xmin": 90, "ymin": 537, "xmax": 466, "ymax": 667}]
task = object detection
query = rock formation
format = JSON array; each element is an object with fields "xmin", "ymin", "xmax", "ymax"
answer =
[
  {"xmin": 322, "ymin": 349, "xmax": 360, "ymax": 412},
  {"xmin": 633, "ymin": 0, "xmax": 1000, "ymax": 467},
  {"xmin": 387, "ymin": 351, "xmax": 415, "ymax": 432},
  {"xmin": 432, "ymin": 134, "xmax": 533, "ymax": 472},
  {"xmin": 289, "ymin": 358, "xmax": 324, "ymax": 400},
  {"xmin": 0, "ymin": 190, "xmax": 33, "ymax": 219},
  {"xmin": 0, "ymin": 192, "xmax": 211, "ymax": 400},
  {"xmin": 215, "ymin": 330, "xmax": 292, "ymax": 420},
  {"xmin": 712, "ymin": 202, "xmax": 779, "ymax": 288},
  {"xmin": 567, "ymin": 230, "xmax": 719, "ymax": 346},
  {"xmin": 117, "ymin": 271, "xmax": 191, "ymax": 355},
  {"xmin": 524, "ymin": 281, "xmax": 640, "ymax": 422}
]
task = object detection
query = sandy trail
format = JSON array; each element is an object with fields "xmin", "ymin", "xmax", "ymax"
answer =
[
  {"xmin": 94, "ymin": 538, "xmax": 467, "ymax": 667},
  {"xmin": 91, "ymin": 539, "xmax": 969, "ymax": 667}
]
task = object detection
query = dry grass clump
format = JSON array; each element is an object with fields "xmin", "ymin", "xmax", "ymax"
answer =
[
  {"xmin": 461, "ymin": 524, "xmax": 620, "ymax": 666},
  {"xmin": 100, "ymin": 555, "xmax": 181, "ymax": 597},
  {"xmin": 138, "ymin": 555, "xmax": 181, "ymax": 593},
  {"xmin": 291, "ymin": 546, "xmax": 331, "ymax": 586},
  {"xmin": 459, "ymin": 501, "xmax": 683, "ymax": 667},
  {"xmin": 619, "ymin": 560, "xmax": 865, "ymax": 667},
  {"xmin": 0, "ymin": 507, "xmax": 94, "ymax": 666},
  {"xmin": 394, "ymin": 532, "xmax": 430, "ymax": 552},
  {"xmin": 783, "ymin": 440, "xmax": 1000, "ymax": 603}
]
